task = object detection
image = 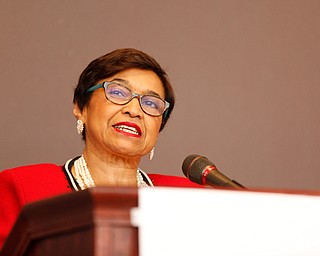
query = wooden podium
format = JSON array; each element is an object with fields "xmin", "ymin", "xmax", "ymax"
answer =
[{"xmin": 0, "ymin": 187, "xmax": 138, "ymax": 256}]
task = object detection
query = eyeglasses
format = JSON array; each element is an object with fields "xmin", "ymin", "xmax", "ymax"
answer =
[{"xmin": 87, "ymin": 81, "xmax": 170, "ymax": 117}]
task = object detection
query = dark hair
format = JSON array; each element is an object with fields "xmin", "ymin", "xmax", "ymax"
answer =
[{"xmin": 73, "ymin": 48, "xmax": 175, "ymax": 137}]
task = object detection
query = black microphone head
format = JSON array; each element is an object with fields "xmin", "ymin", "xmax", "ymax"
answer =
[
  {"xmin": 182, "ymin": 154, "xmax": 215, "ymax": 185},
  {"xmin": 181, "ymin": 154, "xmax": 200, "ymax": 177}
]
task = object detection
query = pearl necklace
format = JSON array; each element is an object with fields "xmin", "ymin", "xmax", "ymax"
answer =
[{"xmin": 74, "ymin": 155, "xmax": 148, "ymax": 190}]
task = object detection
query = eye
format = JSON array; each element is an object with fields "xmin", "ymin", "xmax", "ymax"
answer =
[
  {"xmin": 141, "ymin": 96, "xmax": 162, "ymax": 110},
  {"xmin": 107, "ymin": 84, "xmax": 131, "ymax": 99}
]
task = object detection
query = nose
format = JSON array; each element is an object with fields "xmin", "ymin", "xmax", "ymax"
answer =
[{"xmin": 122, "ymin": 96, "xmax": 143, "ymax": 118}]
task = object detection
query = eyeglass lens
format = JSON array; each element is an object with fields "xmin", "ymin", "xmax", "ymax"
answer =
[{"xmin": 105, "ymin": 83, "xmax": 166, "ymax": 116}]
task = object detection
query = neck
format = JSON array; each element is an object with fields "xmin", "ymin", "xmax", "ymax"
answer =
[{"xmin": 80, "ymin": 147, "xmax": 141, "ymax": 187}]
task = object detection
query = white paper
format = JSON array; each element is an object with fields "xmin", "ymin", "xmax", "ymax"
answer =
[{"xmin": 131, "ymin": 187, "xmax": 320, "ymax": 256}]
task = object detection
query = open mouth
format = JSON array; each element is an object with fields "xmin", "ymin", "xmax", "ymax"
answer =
[{"xmin": 113, "ymin": 123, "xmax": 142, "ymax": 137}]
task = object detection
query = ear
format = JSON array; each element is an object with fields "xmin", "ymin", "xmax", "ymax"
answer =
[{"xmin": 73, "ymin": 103, "xmax": 84, "ymax": 121}]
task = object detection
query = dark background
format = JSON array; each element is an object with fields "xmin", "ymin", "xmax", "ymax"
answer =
[{"xmin": 1, "ymin": 1, "xmax": 320, "ymax": 190}]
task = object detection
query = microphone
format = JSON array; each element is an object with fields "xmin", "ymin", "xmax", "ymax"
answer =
[{"xmin": 182, "ymin": 154, "xmax": 246, "ymax": 190}]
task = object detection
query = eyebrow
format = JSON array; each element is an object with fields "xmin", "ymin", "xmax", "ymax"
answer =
[
  {"xmin": 112, "ymin": 78, "xmax": 129, "ymax": 85},
  {"xmin": 110, "ymin": 78, "xmax": 163, "ymax": 98}
]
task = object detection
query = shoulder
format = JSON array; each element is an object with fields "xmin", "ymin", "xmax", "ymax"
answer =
[
  {"xmin": 0, "ymin": 163, "xmax": 71, "ymax": 202},
  {"xmin": 1, "ymin": 163, "xmax": 65, "ymax": 185},
  {"xmin": 148, "ymin": 173, "xmax": 204, "ymax": 188},
  {"xmin": 1, "ymin": 163, "xmax": 62, "ymax": 176}
]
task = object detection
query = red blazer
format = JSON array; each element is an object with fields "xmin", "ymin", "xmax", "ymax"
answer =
[{"xmin": 0, "ymin": 163, "xmax": 202, "ymax": 248}]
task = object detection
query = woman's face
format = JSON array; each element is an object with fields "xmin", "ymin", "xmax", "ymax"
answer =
[{"xmin": 74, "ymin": 68, "xmax": 165, "ymax": 159}]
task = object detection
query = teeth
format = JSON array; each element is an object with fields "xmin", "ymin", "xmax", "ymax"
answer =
[{"xmin": 115, "ymin": 125, "xmax": 139, "ymax": 135}]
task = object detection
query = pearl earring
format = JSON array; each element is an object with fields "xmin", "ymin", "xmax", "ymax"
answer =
[
  {"xmin": 77, "ymin": 120, "xmax": 84, "ymax": 135},
  {"xmin": 149, "ymin": 147, "xmax": 155, "ymax": 160}
]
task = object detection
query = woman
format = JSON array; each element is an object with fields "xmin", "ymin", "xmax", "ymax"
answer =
[{"xmin": 0, "ymin": 48, "xmax": 201, "ymax": 248}]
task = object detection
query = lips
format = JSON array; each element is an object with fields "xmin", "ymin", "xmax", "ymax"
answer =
[{"xmin": 113, "ymin": 122, "xmax": 142, "ymax": 138}]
